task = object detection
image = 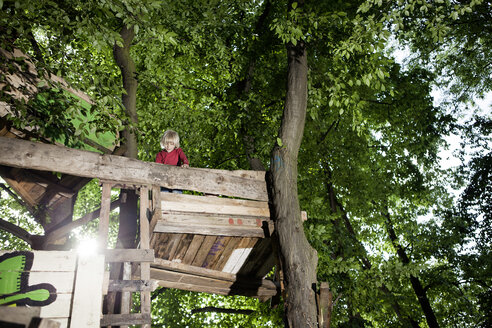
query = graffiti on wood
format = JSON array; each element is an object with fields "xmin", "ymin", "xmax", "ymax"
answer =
[{"xmin": 0, "ymin": 251, "xmax": 57, "ymax": 306}]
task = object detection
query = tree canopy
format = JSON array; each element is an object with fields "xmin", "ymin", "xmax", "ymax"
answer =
[{"xmin": 1, "ymin": 0, "xmax": 491, "ymax": 327}]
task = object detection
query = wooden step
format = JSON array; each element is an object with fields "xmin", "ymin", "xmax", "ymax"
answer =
[
  {"xmin": 100, "ymin": 313, "xmax": 151, "ymax": 326},
  {"xmin": 108, "ymin": 279, "xmax": 158, "ymax": 292},
  {"xmin": 102, "ymin": 249, "xmax": 154, "ymax": 262}
]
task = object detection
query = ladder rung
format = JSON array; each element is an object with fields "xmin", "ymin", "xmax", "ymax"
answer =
[
  {"xmin": 100, "ymin": 313, "xmax": 151, "ymax": 326},
  {"xmin": 102, "ymin": 249, "xmax": 154, "ymax": 262},
  {"xmin": 108, "ymin": 279, "xmax": 158, "ymax": 292}
]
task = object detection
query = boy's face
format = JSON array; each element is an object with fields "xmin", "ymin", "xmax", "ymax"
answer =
[{"xmin": 165, "ymin": 141, "xmax": 176, "ymax": 152}]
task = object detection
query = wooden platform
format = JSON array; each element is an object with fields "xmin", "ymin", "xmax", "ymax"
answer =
[{"xmin": 0, "ymin": 136, "xmax": 280, "ymax": 302}]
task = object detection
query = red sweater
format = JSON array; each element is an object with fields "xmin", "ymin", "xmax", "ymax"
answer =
[{"xmin": 155, "ymin": 148, "xmax": 189, "ymax": 166}]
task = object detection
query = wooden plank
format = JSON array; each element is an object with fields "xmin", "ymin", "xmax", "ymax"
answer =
[
  {"xmin": 150, "ymin": 185, "xmax": 162, "ymax": 238},
  {"xmin": 108, "ymin": 279, "xmax": 158, "ymax": 292},
  {"xmin": 70, "ymin": 254, "xmax": 105, "ymax": 328},
  {"xmin": 150, "ymin": 268, "xmax": 277, "ymax": 298},
  {"xmin": 98, "ymin": 182, "xmax": 112, "ymax": 248},
  {"xmin": 120, "ymin": 262, "xmax": 131, "ymax": 327},
  {"xmin": 191, "ymin": 235, "xmax": 218, "ymax": 267},
  {"xmin": 0, "ymin": 136, "xmax": 268, "ymax": 201},
  {"xmin": 161, "ymin": 193, "xmax": 269, "ymax": 216},
  {"xmin": 154, "ymin": 221, "xmax": 267, "ymax": 237},
  {"xmin": 160, "ymin": 212, "xmax": 267, "ymax": 227},
  {"xmin": 140, "ymin": 186, "xmax": 150, "ymax": 249},
  {"xmin": 157, "ymin": 233, "xmax": 184, "ymax": 261},
  {"xmin": 100, "ymin": 313, "xmax": 151, "ymax": 326},
  {"xmin": 29, "ymin": 271, "xmax": 75, "ymax": 294},
  {"xmin": 39, "ymin": 293, "xmax": 71, "ymax": 318},
  {"xmin": 182, "ymin": 235, "xmax": 205, "ymax": 264},
  {"xmin": 102, "ymin": 249, "xmax": 154, "ymax": 263},
  {"xmin": 222, "ymin": 244, "xmax": 254, "ymax": 274},
  {"xmin": 0, "ymin": 306, "xmax": 41, "ymax": 324},
  {"xmin": 0, "ymin": 251, "xmax": 77, "ymax": 272},
  {"xmin": 236, "ymin": 238, "xmax": 275, "ymax": 278},
  {"xmin": 214, "ymin": 237, "xmax": 242, "ymax": 271},
  {"xmin": 139, "ymin": 187, "xmax": 151, "ymax": 326},
  {"xmin": 201, "ymin": 236, "xmax": 229, "ymax": 269},
  {"xmin": 172, "ymin": 233, "xmax": 195, "ymax": 263}
]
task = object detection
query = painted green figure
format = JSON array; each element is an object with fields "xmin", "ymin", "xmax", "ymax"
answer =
[{"xmin": 0, "ymin": 251, "xmax": 57, "ymax": 306}]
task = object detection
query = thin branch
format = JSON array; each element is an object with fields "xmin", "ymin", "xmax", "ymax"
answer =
[{"xmin": 191, "ymin": 307, "xmax": 254, "ymax": 315}]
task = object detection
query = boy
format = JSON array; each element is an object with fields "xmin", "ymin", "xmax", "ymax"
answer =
[{"xmin": 155, "ymin": 130, "xmax": 189, "ymax": 192}]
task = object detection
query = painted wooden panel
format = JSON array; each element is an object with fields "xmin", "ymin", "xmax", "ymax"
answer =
[{"xmin": 0, "ymin": 250, "xmax": 105, "ymax": 328}]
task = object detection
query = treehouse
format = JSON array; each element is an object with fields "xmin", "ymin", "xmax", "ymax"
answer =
[
  {"xmin": 0, "ymin": 136, "xmax": 279, "ymax": 327},
  {"xmin": 1, "ymin": 47, "xmax": 279, "ymax": 327}
]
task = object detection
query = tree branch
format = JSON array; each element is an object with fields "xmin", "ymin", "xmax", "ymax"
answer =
[{"xmin": 191, "ymin": 307, "xmax": 254, "ymax": 315}]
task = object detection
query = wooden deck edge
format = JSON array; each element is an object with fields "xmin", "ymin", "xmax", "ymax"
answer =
[
  {"xmin": 153, "ymin": 222, "xmax": 268, "ymax": 238},
  {"xmin": 150, "ymin": 267, "xmax": 278, "ymax": 299},
  {"xmin": 151, "ymin": 258, "xmax": 277, "ymax": 289},
  {"xmin": 100, "ymin": 313, "xmax": 151, "ymax": 326}
]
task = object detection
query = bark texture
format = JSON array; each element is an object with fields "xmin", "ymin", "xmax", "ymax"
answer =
[{"xmin": 269, "ymin": 30, "xmax": 318, "ymax": 327}]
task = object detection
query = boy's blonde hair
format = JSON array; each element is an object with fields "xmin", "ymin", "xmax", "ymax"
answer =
[{"xmin": 160, "ymin": 130, "xmax": 180, "ymax": 149}]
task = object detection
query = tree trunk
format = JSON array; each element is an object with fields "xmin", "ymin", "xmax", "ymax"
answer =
[
  {"xmin": 104, "ymin": 24, "xmax": 139, "ymax": 318},
  {"xmin": 384, "ymin": 211, "xmax": 439, "ymax": 328},
  {"xmin": 112, "ymin": 24, "xmax": 139, "ymax": 249},
  {"xmin": 269, "ymin": 3, "xmax": 318, "ymax": 325}
]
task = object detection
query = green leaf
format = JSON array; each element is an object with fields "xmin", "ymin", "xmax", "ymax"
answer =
[{"xmin": 277, "ymin": 138, "xmax": 283, "ymax": 147}]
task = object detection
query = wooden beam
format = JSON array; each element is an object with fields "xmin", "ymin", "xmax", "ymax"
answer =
[
  {"xmin": 108, "ymin": 279, "xmax": 158, "ymax": 292},
  {"xmin": 0, "ymin": 136, "xmax": 268, "ymax": 201},
  {"xmin": 154, "ymin": 220, "xmax": 267, "ymax": 237},
  {"xmin": 102, "ymin": 249, "xmax": 155, "ymax": 263},
  {"xmin": 150, "ymin": 268, "xmax": 277, "ymax": 299},
  {"xmin": 161, "ymin": 193, "xmax": 270, "ymax": 216},
  {"xmin": 98, "ymin": 183, "xmax": 112, "ymax": 248},
  {"xmin": 100, "ymin": 313, "xmax": 151, "ymax": 326}
]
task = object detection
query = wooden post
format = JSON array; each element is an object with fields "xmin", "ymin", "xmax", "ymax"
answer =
[
  {"xmin": 318, "ymin": 282, "xmax": 333, "ymax": 328},
  {"xmin": 98, "ymin": 183, "xmax": 112, "ymax": 249},
  {"xmin": 120, "ymin": 262, "xmax": 132, "ymax": 328},
  {"xmin": 139, "ymin": 186, "xmax": 151, "ymax": 328}
]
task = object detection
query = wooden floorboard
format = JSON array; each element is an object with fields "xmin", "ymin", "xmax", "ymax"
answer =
[
  {"xmin": 182, "ymin": 235, "xmax": 205, "ymax": 265},
  {"xmin": 172, "ymin": 233, "xmax": 194, "ymax": 263},
  {"xmin": 191, "ymin": 235, "xmax": 217, "ymax": 267},
  {"xmin": 201, "ymin": 235, "xmax": 229, "ymax": 269}
]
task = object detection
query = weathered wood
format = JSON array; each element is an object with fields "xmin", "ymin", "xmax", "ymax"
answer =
[
  {"xmin": 0, "ymin": 136, "xmax": 267, "ymax": 200},
  {"xmin": 70, "ymin": 254, "xmax": 105, "ymax": 328},
  {"xmin": 108, "ymin": 279, "xmax": 158, "ymax": 292},
  {"xmin": 0, "ymin": 306, "xmax": 41, "ymax": 325},
  {"xmin": 214, "ymin": 237, "xmax": 242, "ymax": 271},
  {"xmin": 222, "ymin": 238, "xmax": 256, "ymax": 274},
  {"xmin": 161, "ymin": 193, "xmax": 269, "ymax": 216},
  {"xmin": 150, "ymin": 268, "xmax": 277, "ymax": 298},
  {"xmin": 139, "ymin": 186, "xmax": 151, "ymax": 321},
  {"xmin": 318, "ymin": 282, "xmax": 333, "ymax": 328},
  {"xmin": 150, "ymin": 185, "xmax": 162, "ymax": 238},
  {"xmin": 191, "ymin": 235, "xmax": 218, "ymax": 267},
  {"xmin": 102, "ymin": 249, "xmax": 154, "ymax": 263},
  {"xmin": 0, "ymin": 250, "xmax": 77, "ymax": 271},
  {"xmin": 182, "ymin": 235, "xmax": 205, "ymax": 264},
  {"xmin": 172, "ymin": 233, "xmax": 195, "ymax": 263},
  {"xmin": 154, "ymin": 221, "xmax": 267, "ymax": 237},
  {"xmin": 100, "ymin": 313, "xmax": 151, "ymax": 326},
  {"xmin": 201, "ymin": 236, "xmax": 229, "ymax": 269},
  {"xmin": 98, "ymin": 183, "xmax": 112, "ymax": 248},
  {"xmin": 120, "ymin": 262, "xmax": 131, "ymax": 328},
  {"xmin": 237, "ymin": 237, "xmax": 275, "ymax": 278}
]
